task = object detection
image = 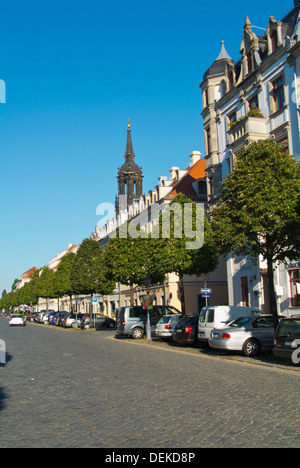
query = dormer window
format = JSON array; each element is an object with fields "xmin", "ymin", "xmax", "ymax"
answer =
[{"xmin": 270, "ymin": 30, "xmax": 278, "ymax": 53}]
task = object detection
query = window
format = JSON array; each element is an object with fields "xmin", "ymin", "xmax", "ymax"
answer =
[
  {"xmin": 241, "ymin": 277, "xmax": 249, "ymax": 307},
  {"xmin": 289, "ymin": 269, "xmax": 300, "ymax": 307},
  {"xmin": 253, "ymin": 317, "xmax": 274, "ymax": 329},
  {"xmin": 249, "ymin": 95, "xmax": 259, "ymax": 110},
  {"xmin": 277, "ymin": 137, "xmax": 289, "ymax": 154},
  {"xmin": 205, "ymin": 88, "xmax": 209, "ymax": 107},
  {"xmin": 206, "ymin": 309, "xmax": 214, "ymax": 322},
  {"xmin": 272, "ymin": 77, "xmax": 285, "ymax": 112},
  {"xmin": 270, "ymin": 30, "xmax": 278, "ymax": 53},
  {"xmin": 197, "ymin": 180, "xmax": 207, "ymax": 195},
  {"xmin": 206, "ymin": 127, "xmax": 211, "ymax": 154},
  {"xmin": 228, "ymin": 111, "xmax": 237, "ymax": 124},
  {"xmin": 209, "ymin": 176, "xmax": 214, "ymax": 198}
]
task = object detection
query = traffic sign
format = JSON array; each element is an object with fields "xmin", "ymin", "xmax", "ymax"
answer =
[
  {"xmin": 201, "ymin": 288, "xmax": 211, "ymax": 294},
  {"xmin": 92, "ymin": 297, "xmax": 98, "ymax": 303}
]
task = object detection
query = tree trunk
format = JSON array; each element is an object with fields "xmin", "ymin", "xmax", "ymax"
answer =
[
  {"xmin": 90, "ymin": 295, "xmax": 93, "ymax": 328},
  {"xmin": 130, "ymin": 284, "xmax": 134, "ymax": 305},
  {"xmin": 179, "ymin": 275, "xmax": 186, "ymax": 315},
  {"xmin": 267, "ymin": 256, "xmax": 279, "ymax": 328}
]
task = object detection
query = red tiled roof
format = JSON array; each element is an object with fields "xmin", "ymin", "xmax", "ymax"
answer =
[{"xmin": 164, "ymin": 158, "xmax": 206, "ymax": 200}]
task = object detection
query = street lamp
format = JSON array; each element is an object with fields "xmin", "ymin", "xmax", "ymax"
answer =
[{"xmin": 143, "ymin": 275, "xmax": 152, "ymax": 341}]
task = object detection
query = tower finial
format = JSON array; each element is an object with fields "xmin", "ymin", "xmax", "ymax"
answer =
[{"xmin": 127, "ymin": 118, "xmax": 131, "ymax": 129}]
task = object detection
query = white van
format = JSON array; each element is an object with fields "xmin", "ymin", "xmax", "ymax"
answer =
[{"xmin": 198, "ymin": 306, "xmax": 263, "ymax": 343}]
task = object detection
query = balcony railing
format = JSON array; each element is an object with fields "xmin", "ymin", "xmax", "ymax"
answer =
[{"xmin": 227, "ymin": 115, "xmax": 268, "ymax": 153}]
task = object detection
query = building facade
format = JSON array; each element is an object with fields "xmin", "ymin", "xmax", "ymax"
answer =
[{"xmin": 200, "ymin": 0, "xmax": 300, "ymax": 315}]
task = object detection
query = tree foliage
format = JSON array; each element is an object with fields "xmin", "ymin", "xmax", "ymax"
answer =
[
  {"xmin": 70, "ymin": 238, "xmax": 115, "ymax": 297},
  {"xmin": 150, "ymin": 193, "xmax": 219, "ymax": 313},
  {"xmin": 211, "ymin": 140, "xmax": 300, "ymax": 326}
]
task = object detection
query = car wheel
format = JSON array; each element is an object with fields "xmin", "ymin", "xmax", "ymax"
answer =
[
  {"xmin": 108, "ymin": 322, "xmax": 115, "ymax": 329},
  {"xmin": 243, "ymin": 338, "xmax": 260, "ymax": 357},
  {"xmin": 131, "ymin": 327, "xmax": 144, "ymax": 339}
]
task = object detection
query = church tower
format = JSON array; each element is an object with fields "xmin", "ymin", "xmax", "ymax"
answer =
[{"xmin": 115, "ymin": 120, "xmax": 143, "ymax": 215}]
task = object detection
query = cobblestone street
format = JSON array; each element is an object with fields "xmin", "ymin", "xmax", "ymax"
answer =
[{"xmin": 0, "ymin": 318, "xmax": 299, "ymax": 448}]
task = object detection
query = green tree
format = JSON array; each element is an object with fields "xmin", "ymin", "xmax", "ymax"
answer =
[
  {"xmin": 150, "ymin": 193, "xmax": 219, "ymax": 314},
  {"xmin": 70, "ymin": 238, "xmax": 115, "ymax": 323},
  {"xmin": 211, "ymin": 140, "xmax": 300, "ymax": 327},
  {"xmin": 1, "ymin": 289, "xmax": 7, "ymax": 299},
  {"xmin": 104, "ymin": 229, "xmax": 165, "ymax": 304},
  {"xmin": 36, "ymin": 267, "xmax": 56, "ymax": 312},
  {"xmin": 54, "ymin": 252, "xmax": 76, "ymax": 312}
]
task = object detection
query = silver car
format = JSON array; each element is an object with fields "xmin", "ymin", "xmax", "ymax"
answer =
[
  {"xmin": 155, "ymin": 314, "xmax": 182, "ymax": 341},
  {"xmin": 208, "ymin": 315, "xmax": 278, "ymax": 357}
]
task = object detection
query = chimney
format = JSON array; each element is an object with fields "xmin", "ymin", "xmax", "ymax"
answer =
[
  {"xmin": 189, "ymin": 151, "xmax": 201, "ymax": 166},
  {"xmin": 170, "ymin": 167, "xmax": 179, "ymax": 180}
]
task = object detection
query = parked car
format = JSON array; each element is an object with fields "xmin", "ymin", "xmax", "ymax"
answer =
[
  {"xmin": 155, "ymin": 314, "xmax": 182, "ymax": 341},
  {"xmin": 9, "ymin": 315, "xmax": 26, "ymax": 327},
  {"xmin": 273, "ymin": 316, "xmax": 300, "ymax": 363},
  {"xmin": 209, "ymin": 315, "xmax": 281, "ymax": 357},
  {"xmin": 198, "ymin": 305, "xmax": 264, "ymax": 343},
  {"xmin": 80, "ymin": 314, "xmax": 116, "ymax": 330},
  {"xmin": 54, "ymin": 312, "xmax": 69, "ymax": 326},
  {"xmin": 173, "ymin": 315, "xmax": 199, "ymax": 345},
  {"xmin": 117, "ymin": 305, "xmax": 181, "ymax": 339},
  {"xmin": 26, "ymin": 312, "xmax": 36, "ymax": 322},
  {"xmin": 63, "ymin": 314, "xmax": 85, "ymax": 328}
]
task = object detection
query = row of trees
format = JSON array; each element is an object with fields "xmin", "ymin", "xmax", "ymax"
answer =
[
  {"xmin": 0, "ymin": 193, "xmax": 219, "ymax": 317},
  {"xmin": 2, "ymin": 140, "xmax": 300, "ymax": 327}
]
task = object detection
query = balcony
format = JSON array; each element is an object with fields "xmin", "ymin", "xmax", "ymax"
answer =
[{"xmin": 227, "ymin": 115, "xmax": 268, "ymax": 154}]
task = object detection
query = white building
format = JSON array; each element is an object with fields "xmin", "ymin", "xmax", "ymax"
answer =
[{"xmin": 200, "ymin": 0, "xmax": 300, "ymax": 315}]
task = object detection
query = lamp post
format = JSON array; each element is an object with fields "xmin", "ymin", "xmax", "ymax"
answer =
[{"xmin": 144, "ymin": 275, "xmax": 152, "ymax": 341}]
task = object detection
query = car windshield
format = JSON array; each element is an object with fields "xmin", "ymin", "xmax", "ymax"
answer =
[
  {"xmin": 177, "ymin": 315, "xmax": 198, "ymax": 325},
  {"xmin": 229, "ymin": 317, "xmax": 252, "ymax": 328},
  {"xmin": 277, "ymin": 320, "xmax": 300, "ymax": 338}
]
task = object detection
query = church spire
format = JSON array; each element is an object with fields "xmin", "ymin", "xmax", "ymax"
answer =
[
  {"xmin": 115, "ymin": 120, "xmax": 144, "ymax": 215},
  {"xmin": 125, "ymin": 118, "xmax": 135, "ymax": 161}
]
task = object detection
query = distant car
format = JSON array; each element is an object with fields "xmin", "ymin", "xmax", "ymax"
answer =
[
  {"xmin": 155, "ymin": 314, "xmax": 182, "ymax": 341},
  {"xmin": 81, "ymin": 314, "xmax": 116, "ymax": 330},
  {"xmin": 173, "ymin": 315, "xmax": 199, "ymax": 345},
  {"xmin": 209, "ymin": 315, "xmax": 280, "ymax": 357},
  {"xmin": 273, "ymin": 316, "xmax": 300, "ymax": 362},
  {"xmin": 9, "ymin": 315, "xmax": 26, "ymax": 327}
]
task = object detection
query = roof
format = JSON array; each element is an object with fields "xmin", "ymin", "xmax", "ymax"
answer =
[
  {"xmin": 21, "ymin": 267, "xmax": 37, "ymax": 279},
  {"xmin": 164, "ymin": 158, "xmax": 206, "ymax": 201},
  {"xmin": 202, "ymin": 41, "xmax": 234, "ymax": 81},
  {"xmin": 118, "ymin": 121, "xmax": 143, "ymax": 175}
]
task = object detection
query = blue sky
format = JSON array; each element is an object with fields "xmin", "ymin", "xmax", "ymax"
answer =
[{"xmin": 0, "ymin": 0, "xmax": 293, "ymax": 293}]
